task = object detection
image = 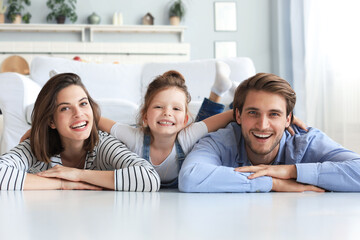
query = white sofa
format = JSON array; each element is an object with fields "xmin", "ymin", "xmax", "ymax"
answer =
[{"xmin": 0, "ymin": 56, "xmax": 256, "ymax": 154}]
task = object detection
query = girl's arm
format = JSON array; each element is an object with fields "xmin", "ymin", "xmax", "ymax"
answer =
[
  {"xmin": 202, "ymin": 110, "xmax": 233, "ymax": 133},
  {"xmin": 287, "ymin": 116, "xmax": 308, "ymax": 135},
  {"xmin": 97, "ymin": 117, "xmax": 116, "ymax": 133}
]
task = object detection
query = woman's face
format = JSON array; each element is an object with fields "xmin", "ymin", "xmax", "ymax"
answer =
[{"xmin": 51, "ymin": 85, "xmax": 94, "ymax": 146}]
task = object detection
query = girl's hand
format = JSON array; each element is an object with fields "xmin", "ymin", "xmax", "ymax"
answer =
[
  {"xmin": 20, "ymin": 129, "xmax": 32, "ymax": 143},
  {"xmin": 37, "ymin": 165, "xmax": 83, "ymax": 182},
  {"xmin": 287, "ymin": 115, "xmax": 307, "ymax": 136}
]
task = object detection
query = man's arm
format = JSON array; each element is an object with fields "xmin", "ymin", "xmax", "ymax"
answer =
[
  {"xmin": 236, "ymin": 128, "xmax": 360, "ymax": 192},
  {"xmin": 178, "ymin": 132, "xmax": 273, "ymax": 193}
]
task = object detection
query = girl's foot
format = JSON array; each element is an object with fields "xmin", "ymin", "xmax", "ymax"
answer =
[
  {"xmin": 211, "ymin": 61, "xmax": 232, "ymax": 97},
  {"xmin": 228, "ymin": 81, "xmax": 240, "ymax": 98}
]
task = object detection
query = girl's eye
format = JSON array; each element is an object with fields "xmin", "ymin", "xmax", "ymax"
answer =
[
  {"xmin": 173, "ymin": 107, "xmax": 181, "ymax": 111},
  {"xmin": 80, "ymin": 102, "xmax": 88, "ymax": 107},
  {"xmin": 60, "ymin": 107, "xmax": 69, "ymax": 112},
  {"xmin": 154, "ymin": 106, "xmax": 162, "ymax": 109}
]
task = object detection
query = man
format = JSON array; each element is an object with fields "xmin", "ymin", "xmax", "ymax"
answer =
[{"xmin": 179, "ymin": 73, "xmax": 360, "ymax": 192}]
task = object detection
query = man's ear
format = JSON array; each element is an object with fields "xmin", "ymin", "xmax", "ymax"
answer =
[
  {"xmin": 285, "ymin": 112, "xmax": 292, "ymax": 128},
  {"xmin": 235, "ymin": 108, "xmax": 242, "ymax": 125}
]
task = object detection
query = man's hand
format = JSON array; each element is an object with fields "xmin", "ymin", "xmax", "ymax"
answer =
[
  {"xmin": 272, "ymin": 178, "xmax": 324, "ymax": 192},
  {"xmin": 37, "ymin": 165, "xmax": 83, "ymax": 182},
  {"xmin": 60, "ymin": 179, "xmax": 102, "ymax": 190},
  {"xmin": 235, "ymin": 164, "xmax": 297, "ymax": 180}
]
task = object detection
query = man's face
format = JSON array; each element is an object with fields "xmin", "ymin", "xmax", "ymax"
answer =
[{"xmin": 236, "ymin": 90, "xmax": 291, "ymax": 164}]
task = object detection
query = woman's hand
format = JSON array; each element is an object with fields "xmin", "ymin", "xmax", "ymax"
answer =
[
  {"xmin": 37, "ymin": 165, "xmax": 83, "ymax": 182},
  {"xmin": 20, "ymin": 129, "xmax": 32, "ymax": 143},
  {"xmin": 287, "ymin": 116, "xmax": 308, "ymax": 136},
  {"xmin": 60, "ymin": 179, "xmax": 102, "ymax": 190}
]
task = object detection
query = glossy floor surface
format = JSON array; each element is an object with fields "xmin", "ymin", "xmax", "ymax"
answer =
[{"xmin": 1, "ymin": 190, "xmax": 360, "ymax": 240}]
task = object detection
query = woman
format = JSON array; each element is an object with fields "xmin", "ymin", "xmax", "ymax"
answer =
[{"xmin": 0, "ymin": 73, "xmax": 160, "ymax": 191}]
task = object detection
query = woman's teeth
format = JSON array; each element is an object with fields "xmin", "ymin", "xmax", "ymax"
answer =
[{"xmin": 71, "ymin": 121, "xmax": 87, "ymax": 129}]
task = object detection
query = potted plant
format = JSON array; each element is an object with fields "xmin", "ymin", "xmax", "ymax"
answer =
[
  {"xmin": 6, "ymin": 0, "xmax": 31, "ymax": 24},
  {"xmin": 0, "ymin": 0, "xmax": 7, "ymax": 23},
  {"xmin": 46, "ymin": 0, "xmax": 77, "ymax": 24},
  {"xmin": 169, "ymin": 0, "xmax": 185, "ymax": 25}
]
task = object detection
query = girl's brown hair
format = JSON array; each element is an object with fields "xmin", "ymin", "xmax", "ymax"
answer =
[
  {"xmin": 30, "ymin": 73, "xmax": 100, "ymax": 163},
  {"xmin": 137, "ymin": 70, "xmax": 191, "ymax": 134}
]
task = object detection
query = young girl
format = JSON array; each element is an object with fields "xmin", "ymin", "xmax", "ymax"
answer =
[
  {"xmin": 1, "ymin": 73, "xmax": 160, "ymax": 191},
  {"xmin": 98, "ymin": 72, "xmax": 233, "ymax": 187}
]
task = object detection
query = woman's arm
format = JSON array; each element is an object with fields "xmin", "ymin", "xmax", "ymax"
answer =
[
  {"xmin": 97, "ymin": 135, "xmax": 160, "ymax": 192},
  {"xmin": 0, "ymin": 141, "xmax": 100, "ymax": 190},
  {"xmin": 24, "ymin": 173, "xmax": 101, "ymax": 190},
  {"xmin": 202, "ymin": 110, "xmax": 233, "ymax": 132},
  {"xmin": 97, "ymin": 117, "xmax": 116, "ymax": 133},
  {"xmin": 37, "ymin": 134, "xmax": 160, "ymax": 192}
]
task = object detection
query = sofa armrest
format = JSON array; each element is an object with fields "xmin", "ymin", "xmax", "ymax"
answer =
[{"xmin": 0, "ymin": 73, "xmax": 41, "ymax": 154}]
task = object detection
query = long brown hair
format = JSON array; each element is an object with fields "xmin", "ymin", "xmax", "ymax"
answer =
[
  {"xmin": 30, "ymin": 73, "xmax": 100, "ymax": 163},
  {"xmin": 233, "ymin": 73, "xmax": 296, "ymax": 123},
  {"xmin": 137, "ymin": 70, "xmax": 191, "ymax": 134}
]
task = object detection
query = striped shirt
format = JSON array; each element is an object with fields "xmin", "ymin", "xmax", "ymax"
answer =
[{"xmin": 0, "ymin": 131, "xmax": 160, "ymax": 191}]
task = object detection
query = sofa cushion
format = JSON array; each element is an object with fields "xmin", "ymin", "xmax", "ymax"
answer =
[{"xmin": 30, "ymin": 56, "xmax": 144, "ymax": 105}]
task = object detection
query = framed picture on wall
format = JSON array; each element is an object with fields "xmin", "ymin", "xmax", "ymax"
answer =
[
  {"xmin": 215, "ymin": 41, "xmax": 237, "ymax": 59},
  {"xmin": 214, "ymin": 2, "xmax": 237, "ymax": 31}
]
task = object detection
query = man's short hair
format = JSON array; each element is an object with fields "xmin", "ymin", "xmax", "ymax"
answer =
[{"xmin": 233, "ymin": 73, "xmax": 296, "ymax": 122}]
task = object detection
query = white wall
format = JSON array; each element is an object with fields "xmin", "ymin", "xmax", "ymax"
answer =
[{"xmin": 0, "ymin": 0, "xmax": 272, "ymax": 72}]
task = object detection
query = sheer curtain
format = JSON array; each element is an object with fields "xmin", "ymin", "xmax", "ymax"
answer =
[
  {"xmin": 304, "ymin": 0, "xmax": 360, "ymax": 153},
  {"xmin": 274, "ymin": 0, "xmax": 360, "ymax": 153}
]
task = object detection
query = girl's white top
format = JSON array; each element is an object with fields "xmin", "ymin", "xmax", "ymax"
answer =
[{"xmin": 110, "ymin": 121, "xmax": 208, "ymax": 183}]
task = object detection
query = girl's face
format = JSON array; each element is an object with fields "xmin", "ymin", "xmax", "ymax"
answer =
[
  {"xmin": 51, "ymin": 85, "xmax": 94, "ymax": 146},
  {"xmin": 144, "ymin": 87, "xmax": 189, "ymax": 138}
]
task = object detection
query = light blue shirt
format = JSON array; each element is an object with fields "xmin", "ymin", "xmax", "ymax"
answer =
[{"xmin": 179, "ymin": 122, "xmax": 360, "ymax": 192}]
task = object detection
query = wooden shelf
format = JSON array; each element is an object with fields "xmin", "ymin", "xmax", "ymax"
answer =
[
  {"xmin": 89, "ymin": 25, "xmax": 186, "ymax": 42},
  {"xmin": 0, "ymin": 24, "xmax": 86, "ymax": 41},
  {"xmin": 0, "ymin": 24, "xmax": 186, "ymax": 42}
]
